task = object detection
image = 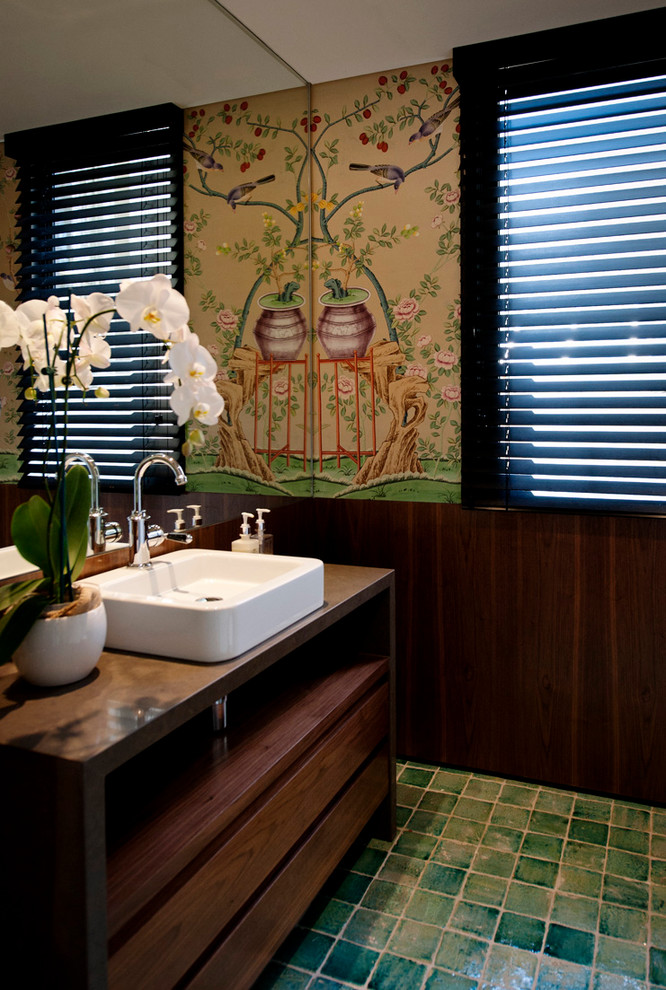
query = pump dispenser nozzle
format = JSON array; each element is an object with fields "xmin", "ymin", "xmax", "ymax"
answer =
[
  {"xmin": 255, "ymin": 508, "xmax": 273, "ymax": 554},
  {"xmin": 232, "ymin": 512, "xmax": 259, "ymax": 552}
]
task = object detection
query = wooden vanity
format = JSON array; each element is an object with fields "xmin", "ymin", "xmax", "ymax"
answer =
[{"xmin": 0, "ymin": 563, "xmax": 395, "ymax": 990}]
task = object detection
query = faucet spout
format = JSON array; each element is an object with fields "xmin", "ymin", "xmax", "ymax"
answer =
[
  {"xmin": 65, "ymin": 451, "xmax": 113, "ymax": 553},
  {"xmin": 129, "ymin": 454, "xmax": 188, "ymax": 567}
]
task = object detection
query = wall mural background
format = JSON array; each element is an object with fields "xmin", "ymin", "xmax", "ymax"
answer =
[{"xmin": 0, "ymin": 59, "xmax": 462, "ymax": 503}]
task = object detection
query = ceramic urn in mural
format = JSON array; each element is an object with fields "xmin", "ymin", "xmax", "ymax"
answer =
[
  {"xmin": 252, "ymin": 286, "xmax": 308, "ymax": 361},
  {"xmin": 316, "ymin": 281, "xmax": 376, "ymax": 360}
]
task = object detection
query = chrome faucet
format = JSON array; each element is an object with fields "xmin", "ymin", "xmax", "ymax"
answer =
[
  {"xmin": 128, "ymin": 454, "xmax": 193, "ymax": 567},
  {"xmin": 64, "ymin": 451, "xmax": 122, "ymax": 553}
]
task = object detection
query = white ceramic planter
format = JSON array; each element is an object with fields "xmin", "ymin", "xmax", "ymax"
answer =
[{"xmin": 13, "ymin": 585, "xmax": 107, "ymax": 687}]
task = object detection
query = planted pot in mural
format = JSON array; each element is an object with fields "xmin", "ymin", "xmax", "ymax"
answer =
[{"xmin": 177, "ymin": 61, "xmax": 461, "ymax": 500}]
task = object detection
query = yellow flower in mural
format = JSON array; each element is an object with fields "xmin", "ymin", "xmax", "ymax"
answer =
[
  {"xmin": 216, "ymin": 242, "xmax": 232, "ymax": 255},
  {"xmin": 401, "ymin": 224, "xmax": 420, "ymax": 238},
  {"xmin": 262, "ymin": 212, "xmax": 274, "ymax": 228}
]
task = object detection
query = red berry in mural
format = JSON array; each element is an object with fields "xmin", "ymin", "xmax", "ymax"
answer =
[
  {"xmin": 301, "ymin": 117, "xmax": 308, "ymax": 126},
  {"xmin": 397, "ymin": 84, "xmax": 406, "ymax": 94},
  {"xmin": 225, "ymin": 115, "xmax": 232, "ymax": 124},
  {"xmin": 188, "ymin": 130, "xmax": 195, "ymax": 138},
  {"xmin": 441, "ymin": 63, "xmax": 450, "ymax": 72},
  {"xmin": 360, "ymin": 133, "xmax": 369, "ymax": 144},
  {"xmin": 255, "ymin": 127, "xmax": 262, "ymax": 136},
  {"xmin": 192, "ymin": 123, "xmax": 198, "ymax": 131},
  {"xmin": 313, "ymin": 115, "xmax": 321, "ymax": 124},
  {"xmin": 378, "ymin": 75, "xmax": 387, "ymax": 85},
  {"xmin": 400, "ymin": 70, "xmax": 408, "ymax": 80},
  {"xmin": 257, "ymin": 149, "xmax": 266, "ymax": 160},
  {"xmin": 240, "ymin": 161, "xmax": 250, "ymax": 172},
  {"xmin": 363, "ymin": 108, "xmax": 372, "ymax": 119},
  {"xmin": 199, "ymin": 109, "xmax": 205, "ymax": 116},
  {"xmin": 223, "ymin": 103, "xmax": 230, "ymax": 111},
  {"xmin": 240, "ymin": 101, "xmax": 248, "ymax": 110},
  {"xmin": 431, "ymin": 65, "xmax": 439, "ymax": 75},
  {"xmin": 310, "ymin": 123, "xmax": 317, "ymax": 131}
]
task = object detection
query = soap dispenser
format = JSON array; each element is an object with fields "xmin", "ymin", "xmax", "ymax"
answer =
[
  {"xmin": 231, "ymin": 512, "xmax": 259, "ymax": 553},
  {"xmin": 255, "ymin": 508, "xmax": 273, "ymax": 554}
]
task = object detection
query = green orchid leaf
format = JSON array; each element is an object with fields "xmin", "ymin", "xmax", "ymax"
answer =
[
  {"xmin": 0, "ymin": 588, "xmax": 50, "ymax": 660},
  {"xmin": 0, "ymin": 577, "xmax": 49, "ymax": 613},
  {"xmin": 10, "ymin": 495, "xmax": 52, "ymax": 576},
  {"xmin": 55, "ymin": 464, "xmax": 91, "ymax": 582}
]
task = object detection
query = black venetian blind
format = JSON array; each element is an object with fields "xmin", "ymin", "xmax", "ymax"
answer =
[
  {"xmin": 5, "ymin": 103, "xmax": 184, "ymax": 490},
  {"xmin": 455, "ymin": 8, "xmax": 666, "ymax": 514}
]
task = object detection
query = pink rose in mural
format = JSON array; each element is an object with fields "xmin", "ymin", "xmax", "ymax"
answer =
[
  {"xmin": 435, "ymin": 349, "xmax": 457, "ymax": 370},
  {"xmin": 431, "ymin": 214, "xmax": 443, "ymax": 228},
  {"xmin": 405, "ymin": 363, "xmax": 428, "ymax": 378},
  {"xmin": 445, "ymin": 190, "xmax": 460, "ymax": 204},
  {"xmin": 184, "ymin": 220, "xmax": 196, "ymax": 234},
  {"xmin": 392, "ymin": 297, "xmax": 420, "ymax": 322},
  {"xmin": 417, "ymin": 334, "xmax": 432, "ymax": 348},
  {"xmin": 216, "ymin": 309, "xmax": 238, "ymax": 331},
  {"xmin": 4, "ymin": 167, "xmax": 16, "ymax": 180},
  {"xmin": 197, "ymin": 239, "xmax": 207, "ymax": 251},
  {"xmin": 442, "ymin": 385, "xmax": 461, "ymax": 401},
  {"xmin": 337, "ymin": 376, "xmax": 354, "ymax": 396},
  {"xmin": 3, "ymin": 361, "xmax": 14, "ymax": 375},
  {"xmin": 273, "ymin": 378, "xmax": 289, "ymax": 397}
]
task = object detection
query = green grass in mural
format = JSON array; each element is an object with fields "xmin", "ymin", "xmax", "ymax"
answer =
[
  {"xmin": 312, "ymin": 473, "xmax": 461, "ymax": 502},
  {"xmin": 0, "ymin": 452, "xmax": 20, "ymax": 483}
]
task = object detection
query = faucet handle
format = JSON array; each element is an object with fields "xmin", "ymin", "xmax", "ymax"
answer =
[
  {"xmin": 146, "ymin": 523, "xmax": 166, "ymax": 549},
  {"xmin": 104, "ymin": 520, "xmax": 123, "ymax": 544}
]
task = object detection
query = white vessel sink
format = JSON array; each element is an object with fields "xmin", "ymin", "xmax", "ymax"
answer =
[
  {"xmin": 91, "ymin": 548, "xmax": 325, "ymax": 663},
  {"xmin": 0, "ymin": 542, "xmax": 129, "ymax": 581}
]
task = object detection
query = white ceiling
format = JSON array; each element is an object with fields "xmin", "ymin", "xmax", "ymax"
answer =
[{"xmin": 1, "ymin": 0, "xmax": 664, "ymax": 140}]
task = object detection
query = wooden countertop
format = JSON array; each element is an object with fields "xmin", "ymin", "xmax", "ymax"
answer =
[{"xmin": 0, "ymin": 563, "xmax": 393, "ymax": 774}]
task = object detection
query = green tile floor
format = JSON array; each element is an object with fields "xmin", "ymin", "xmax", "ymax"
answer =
[{"xmin": 251, "ymin": 761, "xmax": 666, "ymax": 990}]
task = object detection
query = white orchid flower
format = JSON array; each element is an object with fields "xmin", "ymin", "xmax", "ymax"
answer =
[
  {"xmin": 165, "ymin": 332, "xmax": 218, "ymax": 387},
  {"xmin": 71, "ymin": 292, "xmax": 115, "ymax": 336},
  {"xmin": 33, "ymin": 354, "xmax": 67, "ymax": 393},
  {"xmin": 169, "ymin": 381, "xmax": 224, "ymax": 426},
  {"xmin": 115, "ymin": 274, "xmax": 189, "ymax": 340},
  {"xmin": 77, "ymin": 329, "xmax": 111, "ymax": 370}
]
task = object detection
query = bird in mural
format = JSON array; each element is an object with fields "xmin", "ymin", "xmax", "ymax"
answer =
[
  {"xmin": 348, "ymin": 162, "xmax": 406, "ymax": 191},
  {"xmin": 183, "ymin": 135, "xmax": 224, "ymax": 172},
  {"xmin": 0, "ymin": 272, "xmax": 16, "ymax": 290},
  {"xmin": 226, "ymin": 174, "xmax": 276, "ymax": 210},
  {"xmin": 409, "ymin": 93, "xmax": 461, "ymax": 143}
]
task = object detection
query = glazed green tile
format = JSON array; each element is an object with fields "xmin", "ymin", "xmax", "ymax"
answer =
[
  {"xmin": 344, "ymin": 908, "xmax": 397, "ymax": 950},
  {"xmin": 361, "ymin": 879, "xmax": 413, "ymax": 916},
  {"xmin": 405, "ymin": 888, "xmax": 455, "ymax": 926},
  {"xmin": 599, "ymin": 903, "xmax": 648, "ymax": 943},
  {"xmin": 252, "ymin": 962, "xmax": 312, "ymax": 989},
  {"xmin": 505, "ymin": 881, "xmax": 553, "ymax": 919},
  {"xmin": 653, "ymin": 859, "xmax": 666, "ymax": 884},
  {"xmin": 606, "ymin": 849, "xmax": 649, "ymax": 882},
  {"xmin": 322, "ymin": 939, "xmax": 379, "ymax": 985},
  {"xmin": 609, "ymin": 827, "xmax": 649, "ymax": 856},
  {"xmin": 591, "ymin": 974, "xmax": 647, "ymax": 990},
  {"xmin": 573, "ymin": 798, "xmax": 611, "ymax": 823},
  {"xmin": 495, "ymin": 911, "xmax": 545, "ymax": 952},
  {"xmin": 491, "ymin": 804, "xmax": 531, "ymax": 830},
  {"xmin": 652, "ymin": 946, "xmax": 666, "ymax": 986},
  {"xmin": 397, "ymin": 783, "xmax": 423, "ymax": 808},
  {"xmin": 544, "ymin": 923, "xmax": 595, "ymax": 966},
  {"xmin": 654, "ymin": 812, "xmax": 666, "ymax": 837},
  {"xmin": 515, "ymin": 855, "xmax": 559, "ymax": 888},
  {"xmin": 435, "ymin": 930, "xmax": 489, "ymax": 979},
  {"xmin": 535, "ymin": 959, "xmax": 591, "ymax": 990},
  {"xmin": 569, "ymin": 819, "xmax": 609, "ymax": 847},
  {"xmin": 653, "ymin": 835, "xmax": 666, "ymax": 860},
  {"xmin": 420, "ymin": 792, "xmax": 459, "ymax": 816},
  {"xmin": 480, "ymin": 943, "xmax": 538, "ymax": 989},
  {"xmin": 611, "ymin": 805, "xmax": 650, "ymax": 831},
  {"xmin": 396, "ymin": 805, "xmax": 412, "ymax": 827},
  {"xmin": 563, "ymin": 841, "xmax": 607, "ymax": 872},
  {"xmin": 303, "ymin": 897, "xmax": 355, "ymax": 935},
  {"xmin": 378, "ymin": 853, "xmax": 425, "ymax": 887},
  {"xmin": 329, "ymin": 870, "xmax": 374, "ymax": 904},
  {"xmin": 432, "ymin": 770, "xmax": 469, "ymax": 795},
  {"xmin": 393, "ymin": 831, "xmax": 438, "ymax": 860},
  {"xmin": 275, "ymin": 928, "xmax": 335, "ymax": 969},
  {"xmin": 483, "ymin": 825, "xmax": 524, "ymax": 853},
  {"xmin": 450, "ymin": 900, "xmax": 500, "ymax": 939},
  {"xmin": 388, "ymin": 918, "xmax": 442, "ymax": 962},
  {"xmin": 464, "ymin": 777, "xmax": 502, "ymax": 802},
  {"xmin": 368, "ymin": 837, "xmax": 394, "ymax": 853},
  {"xmin": 399, "ymin": 766, "xmax": 436, "ymax": 787},
  {"xmin": 500, "ymin": 783, "xmax": 538, "ymax": 809},
  {"xmin": 530, "ymin": 810, "xmax": 570, "ymax": 837},
  {"xmin": 453, "ymin": 797, "xmax": 494, "ymax": 823},
  {"xmin": 408, "ymin": 809, "xmax": 449, "ymax": 837},
  {"xmin": 368, "ymin": 952, "xmax": 427, "ymax": 990},
  {"xmin": 651, "ymin": 914, "xmax": 666, "ymax": 949},
  {"xmin": 347, "ymin": 846, "xmax": 387, "ymax": 875},
  {"xmin": 472, "ymin": 846, "xmax": 517, "ymax": 878},
  {"xmin": 534, "ymin": 790, "xmax": 575, "ymax": 817},
  {"xmin": 551, "ymin": 894, "xmax": 599, "ymax": 932},
  {"xmin": 558, "ymin": 866, "xmax": 603, "ymax": 898},
  {"xmin": 521, "ymin": 832, "xmax": 564, "ymax": 863},
  {"xmin": 420, "ymin": 862, "xmax": 467, "ymax": 897},
  {"xmin": 595, "ymin": 935, "xmax": 647, "ymax": 981},
  {"xmin": 602, "ymin": 874, "xmax": 649, "ymax": 910},
  {"xmin": 309, "ymin": 978, "xmax": 352, "ymax": 990},
  {"xmin": 653, "ymin": 883, "xmax": 666, "ymax": 915},
  {"xmin": 434, "ymin": 840, "xmax": 476, "ymax": 869},
  {"xmin": 443, "ymin": 817, "xmax": 486, "ymax": 844},
  {"xmin": 425, "ymin": 971, "xmax": 478, "ymax": 990},
  {"xmin": 464, "ymin": 871, "xmax": 508, "ymax": 907}
]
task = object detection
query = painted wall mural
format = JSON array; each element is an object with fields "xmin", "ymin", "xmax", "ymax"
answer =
[
  {"xmin": 0, "ymin": 152, "xmax": 19, "ymax": 482},
  {"xmin": 0, "ymin": 58, "xmax": 462, "ymax": 502}
]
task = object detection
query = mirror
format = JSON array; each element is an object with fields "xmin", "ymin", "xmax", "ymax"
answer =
[{"xmin": 0, "ymin": 1, "xmax": 309, "ymax": 566}]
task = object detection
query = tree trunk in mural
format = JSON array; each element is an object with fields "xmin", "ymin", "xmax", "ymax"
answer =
[
  {"xmin": 214, "ymin": 346, "xmax": 275, "ymax": 481},
  {"xmin": 354, "ymin": 341, "xmax": 428, "ymax": 484}
]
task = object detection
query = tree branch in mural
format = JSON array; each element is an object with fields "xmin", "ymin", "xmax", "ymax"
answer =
[{"xmin": 185, "ymin": 71, "xmax": 459, "ymax": 481}]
